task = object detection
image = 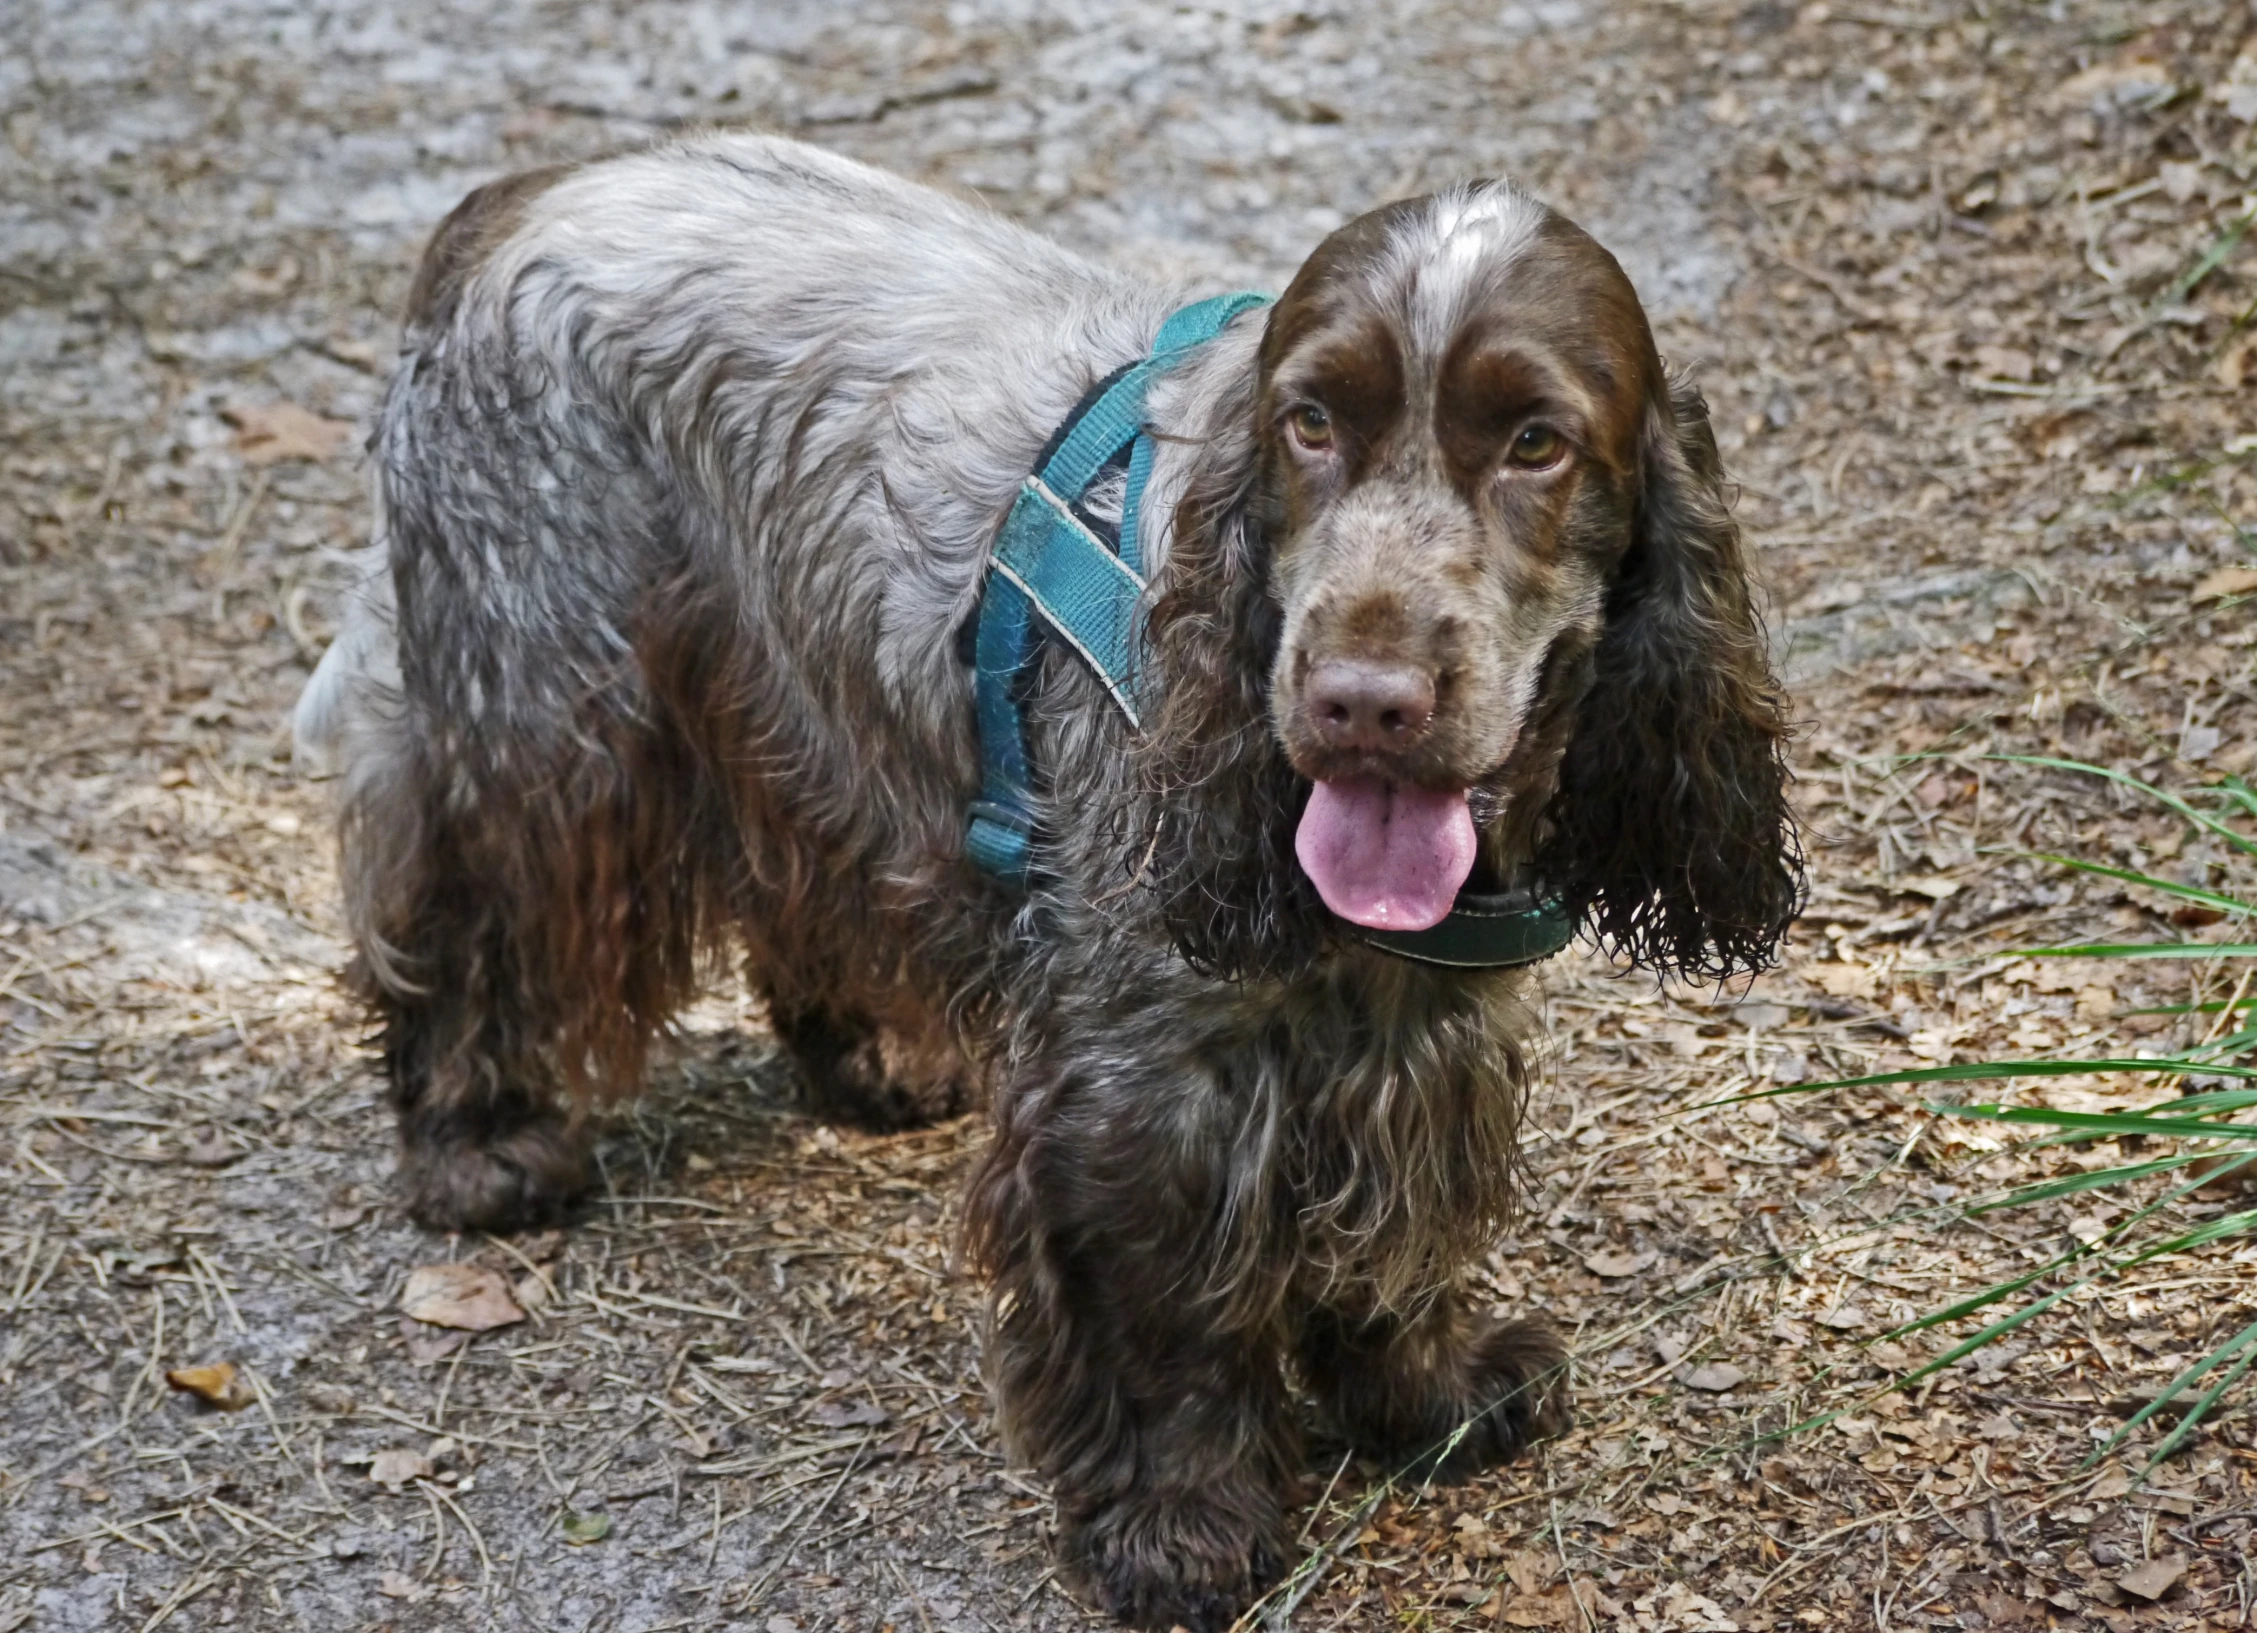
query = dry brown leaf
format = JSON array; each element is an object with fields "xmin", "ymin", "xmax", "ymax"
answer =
[
  {"xmin": 369, "ymin": 1448, "xmax": 435, "ymax": 1489},
  {"xmin": 164, "ymin": 1361, "xmax": 253, "ymax": 1410},
  {"xmin": 375, "ymin": 1569, "xmax": 430, "ymax": 1601},
  {"xmin": 1581, "ymin": 1249, "xmax": 1655, "ymax": 1279},
  {"xmin": 401, "ymin": 1263, "xmax": 526, "ymax": 1332},
  {"xmin": 2116, "ymin": 1555, "xmax": 2187, "ymax": 1602},
  {"xmin": 1809, "ymin": 962, "xmax": 1872, "ymax": 998},
  {"xmin": 1972, "ymin": 344, "xmax": 2034, "ymax": 383},
  {"xmin": 2194, "ymin": 564, "xmax": 2257, "ymax": 602},
  {"xmin": 1501, "ymin": 1550, "xmax": 1554, "ymax": 1595},
  {"xmin": 1679, "ymin": 1361, "xmax": 1747, "ymax": 1392},
  {"xmin": 2218, "ymin": 334, "xmax": 2257, "ymax": 389},
  {"xmin": 1499, "ymin": 1587, "xmax": 1580, "ymax": 1629},
  {"xmin": 807, "ymin": 1398, "xmax": 889, "ymax": 1429},
  {"xmin": 222, "ymin": 400, "xmax": 354, "ymax": 465}
]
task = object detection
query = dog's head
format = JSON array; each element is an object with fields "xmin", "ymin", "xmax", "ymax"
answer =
[{"xmin": 1137, "ymin": 182, "xmax": 1801, "ymax": 981}]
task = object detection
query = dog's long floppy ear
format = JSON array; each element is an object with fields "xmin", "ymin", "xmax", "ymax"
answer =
[
  {"xmin": 1537, "ymin": 371, "xmax": 1804, "ymax": 980},
  {"xmin": 1121, "ymin": 376, "xmax": 1332, "ymax": 983}
]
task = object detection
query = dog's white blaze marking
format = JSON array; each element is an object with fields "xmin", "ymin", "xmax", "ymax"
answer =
[{"xmin": 1388, "ymin": 183, "xmax": 1546, "ymax": 362}]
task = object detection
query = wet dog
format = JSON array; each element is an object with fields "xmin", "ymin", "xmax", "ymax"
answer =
[{"xmin": 297, "ymin": 134, "xmax": 1800, "ymax": 1630}]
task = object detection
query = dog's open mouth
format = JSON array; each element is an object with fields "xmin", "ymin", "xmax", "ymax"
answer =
[{"xmin": 1294, "ymin": 778, "xmax": 1477, "ymax": 932}]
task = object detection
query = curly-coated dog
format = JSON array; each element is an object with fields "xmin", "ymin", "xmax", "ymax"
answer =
[{"xmin": 296, "ymin": 133, "xmax": 1801, "ymax": 1630}]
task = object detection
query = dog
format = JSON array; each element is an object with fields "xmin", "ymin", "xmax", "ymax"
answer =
[{"xmin": 296, "ymin": 133, "xmax": 1800, "ymax": 1630}]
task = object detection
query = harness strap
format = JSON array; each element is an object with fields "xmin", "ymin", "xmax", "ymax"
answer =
[{"xmin": 965, "ymin": 293, "xmax": 1267, "ymax": 880}]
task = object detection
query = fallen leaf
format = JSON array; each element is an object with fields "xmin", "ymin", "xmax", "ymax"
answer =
[
  {"xmin": 401, "ymin": 1263, "xmax": 526, "ymax": 1332},
  {"xmin": 399, "ymin": 1313, "xmax": 470, "ymax": 1364},
  {"xmin": 1815, "ymin": 1304, "xmax": 1866, "ymax": 1331},
  {"xmin": 1500, "ymin": 1587, "xmax": 1580, "ymax": 1628},
  {"xmin": 1679, "ymin": 1362, "xmax": 1747, "ymax": 1393},
  {"xmin": 180, "ymin": 1128, "xmax": 238, "ymax": 1167},
  {"xmin": 369, "ymin": 1448, "xmax": 434, "ymax": 1489},
  {"xmin": 1502, "ymin": 1549, "xmax": 1554, "ymax": 1595},
  {"xmin": 2116, "ymin": 1555, "xmax": 2186, "ymax": 1602},
  {"xmin": 1581, "ymin": 1250, "xmax": 1655, "ymax": 1279},
  {"xmin": 806, "ymin": 1399, "xmax": 889, "ymax": 1429},
  {"xmin": 561, "ymin": 1510, "xmax": 612, "ymax": 1545},
  {"xmin": 1972, "ymin": 344, "xmax": 2035, "ymax": 383},
  {"xmin": 222, "ymin": 401, "xmax": 354, "ymax": 465},
  {"xmin": 164, "ymin": 1361, "xmax": 253, "ymax": 1411},
  {"xmin": 2218, "ymin": 333, "xmax": 2257, "ymax": 389},
  {"xmin": 2194, "ymin": 564, "xmax": 2257, "ymax": 602},
  {"xmin": 1809, "ymin": 962, "xmax": 1871, "ymax": 999},
  {"xmin": 375, "ymin": 1571, "xmax": 429, "ymax": 1602},
  {"xmin": 1976, "ymin": 1591, "xmax": 2042, "ymax": 1626},
  {"xmin": 1658, "ymin": 1585, "xmax": 1741, "ymax": 1632}
]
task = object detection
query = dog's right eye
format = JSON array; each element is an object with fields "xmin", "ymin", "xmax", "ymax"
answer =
[{"xmin": 1288, "ymin": 403, "xmax": 1333, "ymax": 450}]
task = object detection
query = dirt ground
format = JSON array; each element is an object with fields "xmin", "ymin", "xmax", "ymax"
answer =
[{"xmin": 5, "ymin": 0, "xmax": 2257, "ymax": 1628}]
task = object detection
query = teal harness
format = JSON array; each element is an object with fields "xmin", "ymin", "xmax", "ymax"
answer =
[{"xmin": 965, "ymin": 294, "xmax": 1573, "ymax": 972}]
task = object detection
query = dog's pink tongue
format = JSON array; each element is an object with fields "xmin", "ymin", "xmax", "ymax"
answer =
[{"xmin": 1295, "ymin": 779, "xmax": 1476, "ymax": 932}]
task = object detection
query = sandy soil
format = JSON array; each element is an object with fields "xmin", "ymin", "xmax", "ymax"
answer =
[{"xmin": 4, "ymin": 0, "xmax": 2256, "ymax": 1628}]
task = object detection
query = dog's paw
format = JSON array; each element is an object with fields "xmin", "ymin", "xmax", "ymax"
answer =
[
  {"xmin": 773, "ymin": 1006, "xmax": 978, "ymax": 1131},
  {"xmin": 801, "ymin": 1046, "xmax": 974, "ymax": 1131},
  {"xmin": 1424, "ymin": 1316, "xmax": 1573, "ymax": 1479},
  {"xmin": 1061, "ymin": 1487, "xmax": 1289, "ymax": 1633},
  {"xmin": 399, "ymin": 1117, "xmax": 586, "ymax": 1233}
]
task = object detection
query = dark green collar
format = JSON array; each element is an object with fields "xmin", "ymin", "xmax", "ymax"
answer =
[{"xmin": 1354, "ymin": 886, "xmax": 1574, "ymax": 970}]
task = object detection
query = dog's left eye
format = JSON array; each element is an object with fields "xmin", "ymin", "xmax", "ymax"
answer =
[
  {"xmin": 1506, "ymin": 424, "xmax": 1565, "ymax": 468},
  {"xmin": 1288, "ymin": 404, "xmax": 1334, "ymax": 449}
]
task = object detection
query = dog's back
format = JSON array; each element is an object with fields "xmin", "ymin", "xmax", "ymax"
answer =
[{"xmin": 306, "ymin": 135, "xmax": 1178, "ymax": 1225}]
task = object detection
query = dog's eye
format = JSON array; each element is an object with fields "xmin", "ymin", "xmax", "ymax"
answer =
[
  {"xmin": 1288, "ymin": 403, "xmax": 1333, "ymax": 450},
  {"xmin": 1506, "ymin": 424, "xmax": 1565, "ymax": 468}
]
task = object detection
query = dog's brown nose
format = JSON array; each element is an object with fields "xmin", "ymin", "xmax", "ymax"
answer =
[{"xmin": 1305, "ymin": 659, "xmax": 1436, "ymax": 751}]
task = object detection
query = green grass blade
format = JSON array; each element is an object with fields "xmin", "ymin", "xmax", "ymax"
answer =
[
  {"xmin": 2026, "ymin": 943, "xmax": 2257, "ymax": 961},
  {"xmin": 2139, "ymin": 1091, "xmax": 2257, "ymax": 1117},
  {"xmin": 2191, "ymin": 1029, "xmax": 2257, "ymax": 1059},
  {"xmin": 2122, "ymin": 1205, "xmax": 2257, "ymax": 1259},
  {"xmin": 1699, "ymin": 1058, "xmax": 2257, "ymax": 1113},
  {"xmin": 2023, "ymin": 852, "xmax": 2251, "ymax": 915},
  {"xmin": 1896, "ymin": 1283, "xmax": 2086, "ymax": 1387},
  {"xmin": 1892, "ymin": 1259, "xmax": 2074, "ymax": 1338},
  {"xmin": 1932, "ymin": 1103, "xmax": 2257, "ymax": 1142},
  {"xmin": 1968, "ymin": 1152, "xmax": 2213, "ymax": 1214},
  {"xmin": 1796, "ymin": 1058, "xmax": 2251, "ymax": 1091},
  {"xmin": 2157, "ymin": 203, "xmax": 2257, "ymax": 309},
  {"xmin": 2141, "ymin": 1344, "xmax": 2257, "ymax": 1476},
  {"xmin": 1989, "ymin": 755, "xmax": 2257, "ymax": 855},
  {"xmin": 2087, "ymin": 1313, "xmax": 2257, "ymax": 1469}
]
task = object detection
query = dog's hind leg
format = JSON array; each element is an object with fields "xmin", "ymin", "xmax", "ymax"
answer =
[
  {"xmin": 340, "ymin": 730, "xmax": 586, "ymax": 1232},
  {"xmin": 342, "ymin": 688, "xmax": 713, "ymax": 1233},
  {"xmin": 1299, "ymin": 1297, "xmax": 1571, "ymax": 1481}
]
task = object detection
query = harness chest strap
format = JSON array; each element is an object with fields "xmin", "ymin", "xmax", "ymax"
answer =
[{"xmin": 964, "ymin": 293, "xmax": 1572, "ymax": 972}]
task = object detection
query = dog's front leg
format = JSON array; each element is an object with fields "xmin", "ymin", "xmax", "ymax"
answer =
[
  {"xmin": 977, "ymin": 1068, "xmax": 1298, "ymax": 1633},
  {"xmin": 1300, "ymin": 1295, "xmax": 1571, "ymax": 1481}
]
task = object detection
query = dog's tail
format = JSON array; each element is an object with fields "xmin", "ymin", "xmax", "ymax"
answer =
[{"xmin": 292, "ymin": 545, "xmax": 399, "ymax": 779}]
